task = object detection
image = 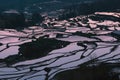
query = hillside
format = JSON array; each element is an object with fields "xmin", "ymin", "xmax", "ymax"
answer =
[
  {"xmin": 0, "ymin": 0, "xmax": 120, "ymax": 80},
  {"xmin": 59, "ymin": 0, "xmax": 120, "ymax": 19},
  {"xmin": 0, "ymin": 0, "xmax": 88, "ymax": 12},
  {"xmin": 0, "ymin": 11, "xmax": 120, "ymax": 80}
]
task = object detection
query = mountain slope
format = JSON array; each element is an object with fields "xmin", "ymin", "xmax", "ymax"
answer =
[{"xmin": 0, "ymin": 0, "xmax": 95, "ymax": 12}]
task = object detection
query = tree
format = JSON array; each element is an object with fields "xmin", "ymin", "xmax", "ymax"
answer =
[
  {"xmin": 31, "ymin": 13, "xmax": 43, "ymax": 25},
  {"xmin": 0, "ymin": 12, "xmax": 25, "ymax": 29}
]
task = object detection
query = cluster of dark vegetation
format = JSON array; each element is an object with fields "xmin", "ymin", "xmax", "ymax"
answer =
[
  {"xmin": 53, "ymin": 63, "xmax": 120, "ymax": 80},
  {"xmin": 19, "ymin": 38, "xmax": 70, "ymax": 60},
  {"xmin": 58, "ymin": 0, "xmax": 120, "ymax": 20},
  {"xmin": 25, "ymin": 13, "xmax": 44, "ymax": 26},
  {"xmin": 0, "ymin": 12, "xmax": 43, "ymax": 30},
  {"xmin": 0, "ymin": 12, "xmax": 25, "ymax": 29},
  {"xmin": 5, "ymin": 55, "xmax": 26, "ymax": 65}
]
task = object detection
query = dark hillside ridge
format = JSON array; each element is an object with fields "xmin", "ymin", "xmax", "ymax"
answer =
[
  {"xmin": 59, "ymin": 0, "xmax": 120, "ymax": 20},
  {"xmin": 0, "ymin": 0, "xmax": 96, "ymax": 12}
]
